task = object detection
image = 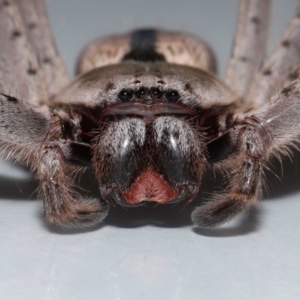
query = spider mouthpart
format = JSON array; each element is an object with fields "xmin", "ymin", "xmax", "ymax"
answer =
[
  {"xmin": 118, "ymin": 89, "xmax": 134, "ymax": 102},
  {"xmin": 166, "ymin": 90, "xmax": 180, "ymax": 102}
]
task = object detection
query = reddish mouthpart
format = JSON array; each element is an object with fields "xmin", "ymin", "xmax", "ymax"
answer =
[{"xmin": 121, "ymin": 168, "xmax": 179, "ymax": 204}]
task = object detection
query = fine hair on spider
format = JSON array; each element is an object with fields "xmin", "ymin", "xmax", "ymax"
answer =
[{"xmin": 1, "ymin": 0, "xmax": 300, "ymax": 229}]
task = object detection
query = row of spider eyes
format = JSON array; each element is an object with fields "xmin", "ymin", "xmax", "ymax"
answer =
[{"xmin": 118, "ymin": 87, "xmax": 180, "ymax": 102}]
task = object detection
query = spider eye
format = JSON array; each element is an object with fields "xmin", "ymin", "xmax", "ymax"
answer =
[
  {"xmin": 150, "ymin": 88, "xmax": 163, "ymax": 98},
  {"xmin": 135, "ymin": 87, "xmax": 148, "ymax": 98},
  {"xmin": 118, "ymin": 89, "xmax": 134, "ymax": 102},
  {"xmin": 166, "ymin": 90, "xmax": 180, "ymax": 102}
]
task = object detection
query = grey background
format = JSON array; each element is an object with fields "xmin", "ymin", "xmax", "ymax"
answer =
[{"xmin": 1, "ymin": 0, "xmax": 300, "ymax": 299}]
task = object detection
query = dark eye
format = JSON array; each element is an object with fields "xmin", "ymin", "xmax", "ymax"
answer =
[
  {"xmin": 118, "ymin": 89, "xmax": 134, "ymax": 102},
  {"xmin": 135, "ymin": 87, "xmax": 148, "ymax": 98},
  {"xmin": 150, "ymin": 88, "xmax": 163, "ymax": 98},
  {"xmin": 166, "ymin": 90, "xmax": 180, "ymax": 102}
]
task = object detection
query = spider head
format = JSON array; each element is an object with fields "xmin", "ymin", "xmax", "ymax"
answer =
[{"xmin": 55, "ymin": 62, "xmax": 237, "ymax": 206}]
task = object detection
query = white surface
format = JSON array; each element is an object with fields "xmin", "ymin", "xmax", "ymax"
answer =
[{"xmin": 1, "ymin": 1, "xmax": 300, "ymax": 300}]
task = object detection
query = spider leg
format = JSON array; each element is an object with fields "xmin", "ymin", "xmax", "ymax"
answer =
[
  {"xmin": 256, "ymin": 79, "xmax": 300, "ymax": 154},
  {"xmin": 224, "ymin": 0, "xmax": 271, "ymax": 101},
  {"xmin": 35, "ymin": 140, "xmax": 109, "ymax": 229},
  {"xmin": 17, "ymin": 0, "xmax": 69, "ymax": 100},
  {"xmin": 0, "ymin": 93, "xmax": 108, "ymax": 228},
  {"xmin": 0, "ymin": 0, "xmax": 69, "ymax": 105},
  {"xmin": 248, "ymin": 5, "xmax": 300, "ymax": 108},
  {"xmin": 192, "ymin": 118, "xmax": 269, "ymax": 228},
  {"xmin": 193, "ymin": 77, "xmax": 300, "ymax": 228},
  {"xmin": 0, "ymin": 93, "xmax": 50, "ymax": 162},
  {"xmin": 0, "ymin": 0, "xmax": 46, "ymax": 106}
]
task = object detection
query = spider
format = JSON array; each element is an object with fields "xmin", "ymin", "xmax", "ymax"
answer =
[{"xmin": 0, "ymin": 0, "xmax": 299, "ymax": 229}]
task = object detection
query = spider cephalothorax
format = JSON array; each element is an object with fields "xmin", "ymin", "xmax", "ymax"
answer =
[
  {"xmin": 55, "ymin": 62, "xmax": 237, "ymax": 210},
  {"xmin": 1, "ymin": 0, "xmax": 300, "ymax": 229}
]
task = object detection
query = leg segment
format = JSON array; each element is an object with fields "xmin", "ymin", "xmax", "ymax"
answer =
[
  {"xmin": 224, "ymin": 0, "xmax": 271, "ymax": 101},
  {"xmin": 0, "ymin": 93, "xmax": 49, "ymax": 161},
  {"xmin": 256, "ymin": 78, "xmax": 300, "ymax": 151},
  {"xmin": 0, "ymin": 0, "xmax": 46, "ymax": 106},
  {"xmin": 35, "ymin": 142, "xmax": 108, "ymax": 228},
  {"xmin": 17, "ymin": 0, "xmax": 69, "ymax": 100},
  {"xmin": 0, "ymin": 0, "xmax": 69, "ymax": 105},
  {"xmin": 192, "ymin": 119, "xmax": 269, "ymax": 227},
  {"xmin": 248, "ymin": 6, "xmax": 300, "ymax": 108}
]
